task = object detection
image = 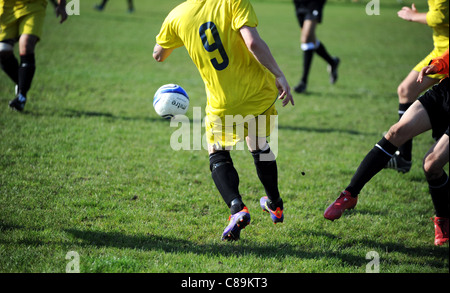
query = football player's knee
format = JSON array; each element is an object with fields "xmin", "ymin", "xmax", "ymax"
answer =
[
  {"xmin": 386, "ymin": 125, "xmax": 398, "ymax": 140},
  {"xmin": 397, "ymin": 83, "xmax": 413, "ymax": 102},
  {"xmin": 423, "ymin": 154, "xmax": 442, "ymax": 180},
  {"xmin": 209, "ymin": 151, "xmax": 233, "ymax": 172},
  {"xmin": 386, "ymin": 122, "xmax": 410, "ymax": 145}
]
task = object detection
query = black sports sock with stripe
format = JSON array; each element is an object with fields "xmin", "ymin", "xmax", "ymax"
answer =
[
  {"xmin": 428, "ymin": 172, "xmax": 449, "ymax": 218},
  {"xmin": 346, "ymin": 137, "xmax": 397, "ymax": 197}
]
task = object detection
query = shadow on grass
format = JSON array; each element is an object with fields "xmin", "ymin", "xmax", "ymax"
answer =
[
  {"xmin": 278, "ymin": 125, "xmax": 369, "ymax": 136},
  {"xmin": 12, "ymin": 107, "xmax": 171, "ymax": 124},
  {"xmin": 62, "ymin": 109, "xmax": 372, "ymax": 137},
  {"xmin": 62, "ymin": 228, "xmax": 447, "ymax": 270},
  {"xmin": 63, "ymin": 228, "xmax": 360, "ymax": 267},
  {"xmin": 61, "ymin": 109, "xmax": 170, "ymax": 124},
  {"xmin": 0, "ymin": 219, "xmax": 446, "ymax": 271},
  {"xmin": 12, "ymin": 106, "xmax": 371, "ymax": 137}
]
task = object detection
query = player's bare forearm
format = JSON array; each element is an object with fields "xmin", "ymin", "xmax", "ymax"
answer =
[
  {"xmin": 397, "ymin": 4, "xmax": 428, "ymax": 24},
  {"xmin": 153, "ymin": 44, "xmax": 174, "ymax": 62}
]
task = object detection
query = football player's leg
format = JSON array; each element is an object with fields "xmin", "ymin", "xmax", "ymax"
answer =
[
  {"xmin": 396, "ymin": 70, "xmax": 438, "ymax": 161},
  {"xmin": 17, "ymin": 34, "xmax": 38, "ymax": 98},
  {"xmin": 209, "ymin": 145, "xmax": 250, "ymax": 240},
  {"xmin": 208, "ymin": 146, "xmax": 245, "ymax": 214},
  {"xmin": 347, "ymin": 101, "xmax": 431, "ymax": 197},
  {"xmin": 95, "ymin": 0, "xmax": 108, "ymax": 10},
  {"xmin": 294, "ymin": 19, "xmax": 317, "ymax": 93},
  {"xmin": 127, "ymin": 0, "xmax": 134, "ymax": 12},
  {"xmin": 0, "ymin": 40, "xmax": 19, "ymax": 85},
  {"xmin": 386, "ymin": 100, "xmax": 432, "ymax": 146},
  {"xmin": 326, "ymin": 127, "xmax": 403, "ymax": 220},
  {"xmin": 315, "ymin": 40, "xmax": 340, "ymax": 84},
  {"xmin": 0, "ymin": 4, "xmax": 20, "ymax": 86},
  {"xmin": 424, "ymin": 132, "xmax": 449, "ymax": 245},
  {"xmin": 247, "ymin": 136, "xmax": 283, "ymax": 218},
  {"xmin": 423, "ymin": 132, "xmax": 449, "ymax": 218}
]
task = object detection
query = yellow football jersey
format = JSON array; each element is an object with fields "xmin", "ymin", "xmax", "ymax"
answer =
[
  {"xmin": 426, "ymin": 0, "xmax": 449, "ymax": 52},
  {"xmin": 156, "ymin": 0, "xmax": 278, "ymax": 122}
]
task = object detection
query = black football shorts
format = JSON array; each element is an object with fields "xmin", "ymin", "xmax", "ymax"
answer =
[
  {"xmin": 418, "ymin": 77, "xmax": 449, "ymax": 140},
  {"xmin": 294, "ymin": 0, "xmax": 327, "ymax": 27}
]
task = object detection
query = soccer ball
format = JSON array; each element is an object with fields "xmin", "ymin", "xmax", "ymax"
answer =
[{"xmin": 153, "ymin": 84, "xmax": 189, "ymax": 119}]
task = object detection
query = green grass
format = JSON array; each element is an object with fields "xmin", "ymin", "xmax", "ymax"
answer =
[{"xmin": 0, "ymin": 0, "xmax": 448, "ymax": 275}]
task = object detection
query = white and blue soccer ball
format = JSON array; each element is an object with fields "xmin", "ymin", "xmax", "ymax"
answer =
[{"xmin": 153, "ymin": 84, "xmax": 189, "ymax": 119}]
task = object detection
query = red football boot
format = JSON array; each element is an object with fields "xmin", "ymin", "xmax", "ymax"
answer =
[
  {"xmin": 324, "ymin": 191, "xmax": 358, "ymax": 221},
  {"xmin": 433, "ymin": 217, "xmax": 449, "ymax": 246}
]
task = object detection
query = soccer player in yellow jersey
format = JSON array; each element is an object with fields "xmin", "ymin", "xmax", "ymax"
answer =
[
  {"xmin": 0, "ymin": 0, "xmax": 68, "ymax": 111},
  {"xmin": 386, "ymin": 0, "xmax": 449, "ymax": 172},
  {"xmin": 153, "ymin": 0, "xmax": 294, "ymax": 241}
]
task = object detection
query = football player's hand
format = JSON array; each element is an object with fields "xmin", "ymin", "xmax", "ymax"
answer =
[
  {"xmin": 56, "ymin": 0, "xmax": 68, "ymax": 24},
  {"xmin": 417, "ymin": 65, "xmax": 438, "ymax": 83},
  {"xmin": 397, "ymin": 3, "xmax": 418, "ymax": 21},
  {"xmin": 276, "ymin": 76, "xmax": 294, "ymax": 107}
]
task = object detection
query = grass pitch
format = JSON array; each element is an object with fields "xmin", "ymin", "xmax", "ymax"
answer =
[{"xmin": 0, "ymin": 0, "xmax": 448, "ymax": 275}]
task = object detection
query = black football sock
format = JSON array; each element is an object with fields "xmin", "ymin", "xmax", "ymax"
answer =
[
  {"xmin": 346, "ymin": 137, "xmax": 398, "ymax": 197},
  {"xmin": 0, "ymin": 52, "xmax": 19, "ymax": 85},
  {"xmin": 251, "ymin": 147, "xmax": 283, "ymax": 210},
  {"xmin": 209, "ymin": 151, "xmax": 244, "ymax": 214},
  {"xmin": 18, "ymin": 54, "xmax": 36, "ymax": 97},
  {"xmin": 315, "ymin": 41, "xmax": 334, "ymax": 65},
  {"xmin": 229, "ymin": 198, "xmax": 245, "ymax": 215},
  {"xmin": 301, "ymin": 48, "xmax": 314, "ymax": 84},
  {"xmin": 428, "ymin": 172, "xmax": 449, "ymax": 218},
  {"xmin": 397, "ymin": 103, "xmax": 413, "ymax": 161}
]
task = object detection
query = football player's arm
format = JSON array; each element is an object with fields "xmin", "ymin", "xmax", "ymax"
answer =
[
  {"xmin": 426, "ymin": 0, "xmax": 449, "ymax": 27},
  {"xmin": 417, "ymin": 49, "xmax": 449, "ymax": 83},
  {"xmin": 397, "ymin": 3, "xmax": 427, "ymax": 24},
  {"xmin": 153, "ymin": 44, "xmax": 174, "ymax": 62},
  {"xmin": 239, "ymin": 26, "xmax": 294, "ymax": 106}
]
